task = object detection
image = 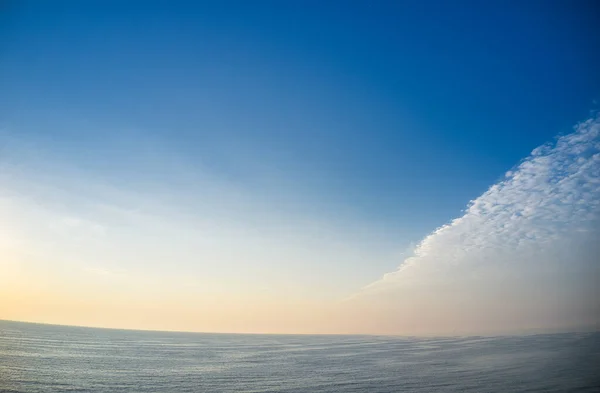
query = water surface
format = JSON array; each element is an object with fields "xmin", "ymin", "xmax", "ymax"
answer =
[{"xmin": 1, "ymin": 320, "xmax": 599, "ymax": 392}]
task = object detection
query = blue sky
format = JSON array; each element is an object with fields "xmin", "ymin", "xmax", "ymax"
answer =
[
  {"xmin": 3, "ymin": 0, "xmax": 599, "ymax": 228},
  {"xmin": 1, "ymin": 1, "xmax": 599, "ymax": 334}
]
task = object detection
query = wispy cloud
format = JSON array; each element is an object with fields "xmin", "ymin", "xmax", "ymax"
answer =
[
  {"xmin": 82, "ymin": 266, "xmax": 127, "ymax": 280},
  {"xmin": 350, "ymin": 115, "xmax": 600, "ymax": 334}
]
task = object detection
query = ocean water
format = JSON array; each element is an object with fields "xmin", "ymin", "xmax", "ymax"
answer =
[{"xmin": 1, "ymin": 320, "xmax": 599, "ymax": 393}]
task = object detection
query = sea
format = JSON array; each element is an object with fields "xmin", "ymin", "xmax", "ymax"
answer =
[{"xmin": 1, "ymin": 320, "xmax": 599, "ymax": 392}]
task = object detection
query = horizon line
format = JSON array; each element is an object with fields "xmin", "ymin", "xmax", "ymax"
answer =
[{"xmin": 2, "ymin": 318, "xmax": 597, "ymax": 340}]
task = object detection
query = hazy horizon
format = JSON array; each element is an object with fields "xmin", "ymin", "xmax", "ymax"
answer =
[{"xmin": 2, "ymin": 318, "xmax": 599, "ymax": 340}]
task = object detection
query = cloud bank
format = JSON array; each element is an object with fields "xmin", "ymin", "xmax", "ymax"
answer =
[{"xmin": 349, "ymin": 115, "xmax": 600, "ymax": 335}]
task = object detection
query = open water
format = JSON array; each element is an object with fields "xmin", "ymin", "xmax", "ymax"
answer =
[{"xmin": 1, "ymin": 320, "xmax": 599, "ymax": 392}]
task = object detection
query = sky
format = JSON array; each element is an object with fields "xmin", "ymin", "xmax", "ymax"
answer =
[{"xmin": 1, "ymin": 1, "xmax": 599, "ymax": 335}]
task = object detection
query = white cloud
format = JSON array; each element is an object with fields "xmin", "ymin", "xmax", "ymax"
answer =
[
  {"xmin": 82, "ymin": 266, "xmax": 128, "ymax": 280},
  {"xmin": 351, "ymin": 115, "xmax": 600, "ymax": 334}
]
